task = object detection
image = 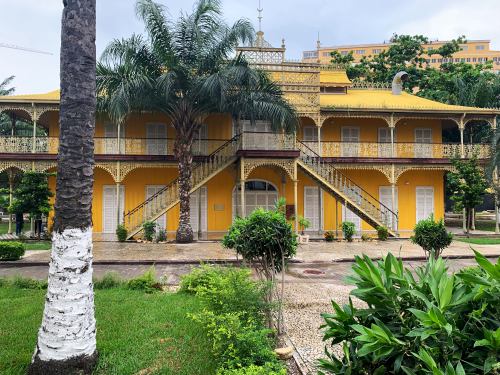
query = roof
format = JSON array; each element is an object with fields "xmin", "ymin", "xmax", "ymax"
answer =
[
  {"xmin": 320, "ymin": 89, "xmax": 499, "ymax": 114},
  {"xmin": 0, "ymin": 90, "xmax": 60, "ymax": 103},
  {"xmin": 320, "ymin": 70, "xmax": 351, "ymax": 86}
]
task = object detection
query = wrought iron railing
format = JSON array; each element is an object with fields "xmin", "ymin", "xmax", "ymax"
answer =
[
  {"xmin": 123, "ymin": 135, "xmax": 241, "ymax": 236},
  {"xmin": 297, "ymin": 140, "xmax": 398, "ymax": 230}
]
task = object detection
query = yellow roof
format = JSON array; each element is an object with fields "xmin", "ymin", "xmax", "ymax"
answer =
[
  {"xmin": 320, "ymin": 70, "xmax": 351, "ymax": 86},
  {"xmin": 0, "ymin": 90, "xmax": 60, "ymax": 103},
  {"xmin": 320, "ymin": 89, "xmax": 499, "ymax": 114}
]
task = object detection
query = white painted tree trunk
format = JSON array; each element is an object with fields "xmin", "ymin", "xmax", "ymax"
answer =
[{"xmin": 32, "ymin": 227, "xmax": 96, "ymax": 362}]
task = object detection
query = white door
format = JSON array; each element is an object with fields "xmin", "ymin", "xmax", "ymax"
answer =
[
  {"xmin": 379, "ymin": 186, "xmax": 398, "ymax": 228},
  {"xmin": 193, "ymin": 124, "xmax": 208, "ymax": 156},
  {"xmin": 242, "ymin": 120, "xmax": 272, "ymax": 149},
  {"xmin": 378, "ymin": 128, "xmax": 392, "ymax": 157},
  {"xmin": 415, "ymin": 128, "xmax": 432, "ymax": 158},
  {"xmin": 343, "ymin": 186, "xmax": 362, "ymax": 233},
  {"xmin": 145, "ymin": 185, "xmax": 167, "ymax": 229},
  {"xmin": 341, "ymin": 126, "xmax": 360, "ymax": 157},
  {"xmin": 232, "ymin": 180, "xmax": 278, "ymax": 218},
  {"xmin": 416, "ymin": 187, "xmax": 434, "ymax": 222},
  {"xmin": 103, "ymin": 185, "xmax": 125, "ymax": 233},
  {"xmin": 190, "ymin": 187, "xmax": 207, "ymax": 233},
  {"xmin": 146, "ymin": 123, "xmax": 167, "ymax": 155},
  {"xmin": 304, "ymin": 186, "xmax": 322, "ymax": 231},
  {"xmin": 104, "ymin": 122, "xmax": 125, "ymax": 154},
  {"xmin": 303, "ymin": 126, "xmax": 318, "ymax": 155}
]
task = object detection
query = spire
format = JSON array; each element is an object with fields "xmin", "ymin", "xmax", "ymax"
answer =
[
  {"xmin": 316, "ymin": 32, "xmax": 321, "ymax": 63},
  {"xmin": 257, "ymin": 0, "xmax": 263, "ymax": 33}
]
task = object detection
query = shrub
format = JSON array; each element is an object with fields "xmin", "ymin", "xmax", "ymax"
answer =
[
  {"xmin": 155, "ymin": 228, "xmax": 167, "ymax": 242},
  {"xmin": 94, "ymin": 272, "xmax": 123, "ymax": 289},
  {"xmin": 0, "ymin": 241, "xmax": 25, "ymax": 261},
  {"xmin": 376, "ymin": 225, "xmax": 389, "ymax": 241},
  {"xmin": 12, "ymin": 275, "xmax": 47, "ymax": 290},
  {"xmin": 298, "ymin": 215, "xmax": 311, "ymax": 235},
  {"xmin": 142, "ymin": 221, "xmax": 156, "ymax": 241},
  {"xmin": 217, "ymin": 363, "xmax": 286, "ymax": 375},
  {"xmin": 126, "ymin": 266, "xmax": 161, "ymax": 292},
  {"xmin": 341, "ymin": 221, "xmax": 356, "ymax": 242},
  {"xmin": 116, "ymin": 224, "xmax": 128, "ymax": 242},
  {"xmin": 324, "ymin": 231, "xmax": 335, "ymax": 242},
  {"xmin": 361, "ymin": 234, "xmax": 371, "ymax": 242},
  {"xmin": 411, "ymin": 215, "xmax": 453, "ymax": 258},
  {"xmin": 319, "ymin": 251, "xmax": 500, "ymax": 375}
]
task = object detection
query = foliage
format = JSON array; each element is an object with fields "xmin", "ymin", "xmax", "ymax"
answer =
[
  {"xmin": 185, "ymin": 265, "xmax": 283, "ymax": 373},
  {"xmin": 0, "ymin": 76, "xmax": 15, "ymax": 96},
  {"xmin": 324, "ymin": 231, "xmax": 336, "ymax": 242},
  {"xmin": 319, "ymin": 251, "xmax": 500, "ymax": 375},
  {"xmin": 10, "ymin": 171, "xmax": 53, "ymax": 218},
  {"xmin": 377, "ymin": 226, "xmax": 389, "ymax": 241},
  {"xmin": 94, "ymin": 272, "xmax": 123, "ymax": 289},
  {"xmin": 447, "ymin": 156, "xmax": 489, "ymax": 232},
  {"xmin": 155, "ymin": 228, "xmax": 167, "ymax": 242},
  {"xmin": 411, "ymin": 215, "xmax": 453, "ymax": 258},
  {"xmin": 361, "ymin": 234, "xmax": 371, "ymax": 242},
  {"xmin": 217, "ymin": 363, "xmax": 286, "ymax": 375},
  {"xmin": 115, "ymin": 224, "xmax": 128, "ymax": 242},
  {"xmin": 142, "ymin": 220, "xmax": 156, "ymax": 241},
  {"xmin": 298, "ymin": 215, "xmax": 311, "ymax": 235},
  {"xmin": 126, "ymin": 266, "xmax": 161, "ymax": 292},
  {"xmin": 10, "ymin": 276, "xmax": 47, "ymax": 290},
  {"xmin": 342, "ymin": 221, "xmax": 356, "ymax": 242},
  {"xmin": 223, "ymin": 208, "xmax": 297, "ymax": 275},
  {"xmin": 0, "ymin": 241, "xmax": 25, "ymax": 261}
]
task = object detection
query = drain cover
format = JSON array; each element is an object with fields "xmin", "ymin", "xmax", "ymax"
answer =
[{"xmin": 303, "ymin": 269, "xmax": 325, "ymax": 275}]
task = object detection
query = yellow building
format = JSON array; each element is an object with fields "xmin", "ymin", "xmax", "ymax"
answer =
[
  {"xmin": 0, "ymin": 31, "xmax": 498, "ymax": 240},
  {"xmin": 303, "ymin": 39, "xmax": 500, "ymax": 71}
]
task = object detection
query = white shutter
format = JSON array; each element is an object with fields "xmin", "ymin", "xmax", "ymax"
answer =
[
  {"xmin": 378, "ymin": 128, "xmax": 393, "ymax": 157},
  {"xmin": 341, "ymin": 126, "xmax": 360, "ymax": 157},
  {"xmin": 146, "ymin": 123, "xmax": 167, "ymax": 155},
  {"xmin": 343, "ymin": 186, "xmax": 361, "ymax": 233},
  {"xmin": 416, "ymin": 187, "xmax": 434, "ymax": 222},
  {"xmin": 415, "ymin": 128, "xmax": 432, "ymax": 158},
  {"xmin": 304, "ymin": 186, "xmax": 320, "ymax": 231},
  {"xmin": 103, "ymin": 123, "xmax": 124, "ymax": 154},
  {"xmin": 145, "ymin": 185, "xmax": 166, "ymax": 229},
  {"xmin": 193, "ymin": 124, "xmax": 208, "ymax": 155},
  {"xmin": 190, "ymin": 187, "xmax": 207, "ymax": 232},
  {"xmin": 102, "ymin": 185, "xmax": 125, "ymax": 233},
  {"xmin": 379, "ymin": 186, "xmax": 398, "ymax": 228}
]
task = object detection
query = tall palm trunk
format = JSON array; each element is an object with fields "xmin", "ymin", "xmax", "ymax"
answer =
[
  {"xmin": 29, "ymin": 1, "xmax": 97, "ymax": 374},
  {"xmin": 175, "ymin": 131, "xmax": 194, "ymax": 243}
]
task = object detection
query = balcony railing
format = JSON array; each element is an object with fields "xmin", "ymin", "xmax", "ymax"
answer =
[
  {"xmin": 0, "ymin": 135, "xmax": 491, "ymax": 160},
  {"xmin": 320, "ymin": 141, "xmax": 491, "ymax": 159}
]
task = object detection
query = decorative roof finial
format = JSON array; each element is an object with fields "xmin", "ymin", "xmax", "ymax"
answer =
[
  {"xmin": 257, "ymin": 0, "xmax": 263, "ymax": 32},
  {"xmin": 316, "ymin": 32, "xmax": 321, "ymax": 49}
]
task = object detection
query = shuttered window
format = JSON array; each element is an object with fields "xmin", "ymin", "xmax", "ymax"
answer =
[
  {"xmin": 416, "ymin": 187, "xmax": 434, "ymax": 222},
  {"xmin": 304, "ymin": 186, "xmax": 321, "ymax": 231},
  {"xmin": 146, "ymin": 123, "xmax": 167, "ymax": 155},
  {"xmin": 341, "ymin": 126, "xmax": 360, "ymax": 157},
  {"xmin": 103, "ymin": 185, "xmax": 125, "ymax": 233},
  {"xmin": 190, "ymin": 187, "xmax": 207, "ymax": 232}
]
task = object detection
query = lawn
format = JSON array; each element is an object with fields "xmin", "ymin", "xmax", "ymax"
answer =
[
  {"xmin": 23, "ymin": 241, "xmax": 51, "ymax": 251},
  {"xmin": 456, "ymin": 237, "xmax": 500, "ymax": 245},
  {"xmin": 447, "ymin": 220, "xmax": 497, "ymax": 232},
  {"xmin": 0, "ymin": 286, "xmax": 217, "ymax": 375}
]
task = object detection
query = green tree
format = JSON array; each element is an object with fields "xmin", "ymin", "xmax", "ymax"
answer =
[
  {"xmin": 447, "ymin": 156, "xmax": 488, "ymax": 233},
  {"xmin": 10, "ymin": 171, "xmax": 53, "ymax": 219},
  {"xmin": 0, "ymin": 76, "xmax": 15, "ymax": 96},
  {"xmin": 97, "ymin": 0, "xmax": 298, "ymax": 243}
]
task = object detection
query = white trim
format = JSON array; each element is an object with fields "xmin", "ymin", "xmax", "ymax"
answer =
[
  {"xmin": 416, "ymin": 186, "xmax": 434, "ymax": 222},
  {"xmin": 102, "ymin": 185, "xmax": 124, "ymax": 233}
]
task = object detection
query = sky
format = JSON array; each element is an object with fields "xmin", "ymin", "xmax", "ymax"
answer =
[{"xmin": 1, "ymin": 0, "xmax": 500, "ymax": 94}]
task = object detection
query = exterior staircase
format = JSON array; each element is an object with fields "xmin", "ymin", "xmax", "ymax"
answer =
[
  {"xmin": 124, "ymin": 135, "xmax": 241, "ymax": 239},
  {"xmin": 296, "ymin": 141, "xmax": 398, "ymax": 237}
]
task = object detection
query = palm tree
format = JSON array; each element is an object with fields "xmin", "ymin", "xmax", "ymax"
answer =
[
  {"xmin": 97, "ymin": 0, "xmax": 297, "ymax": 243},
  {"xmin": 0, "ymin": 76, "xmax": 15, "ymax": 96},
  {"xmin": 29, "ymin": 1, "xmax": 98, "ymax": 374}
]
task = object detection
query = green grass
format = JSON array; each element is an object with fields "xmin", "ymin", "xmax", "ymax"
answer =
[
  {"xmin": 447, "ymin": 220, "xmax": 497, "ymax": 232},
  {"xmin": 456, "ymin": 237, "xmax": 500, "ymax": 245},
  {"xmin": 22, "ymin": 241, "xmax": 51, "ymax": 251},
  {"xmin": 0, "ymin": 287, "xmax": 218, "ymax": 375}
]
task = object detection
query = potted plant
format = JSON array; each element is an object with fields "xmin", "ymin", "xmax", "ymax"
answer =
[
  {"xmin": 324, "ymin": 231, "xmax": 335, "ymax": 242},
  {"xmin": 298, "ymin": 216, "xmax": 311, "ymax": 243}
]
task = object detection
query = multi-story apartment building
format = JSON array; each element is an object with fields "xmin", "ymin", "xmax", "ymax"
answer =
[
  {"xmin": 303, "ymin": 40, "xmax": 500, "ymax": 72},
  {"xmin": 0, "ymin": 31, "xmax": 497, "ymax": 240}
]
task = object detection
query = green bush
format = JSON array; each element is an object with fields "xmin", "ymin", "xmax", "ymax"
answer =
[
  {"xmin": 217, "ymin": 363, "xmax": 286, "ymax": 375},
  {"xmin": 155, "ymin": 228, "xmax": 167, "ymax": 242},
  {"xmin": 376, "ymin": 225, "xmax": 389, "ymax": 241},
  {"xmin": 341, "ymin": 221, "xmax": 356, "ymax": 242},
  {"xmin": 361, "ymin": 234, "xmax": 371, "ymax": 242},
  {"xmin": 126, "ymin": 266, "xmax": 161, "ymax": 293},
  {"xmin": 94, "ymin": 272, "xmax": 123, "ymax": 289},
  {"xmin": 116, "ymin": 224, "xmax": 128, "ymax": 242},
  {"xmin": 411, "ymin": 215, "xmax": 453, "ymax": 258},
  {"xmin": 0, "ymin": 242, "xmax": 25, "ymax": 261},
  {"xmin": 319, "ymin": 251, "xmax": 500, "ymax": 375},
  {"xmin": 142, "ymin": 221, "xmax": 156, "ymax": 241},
  {"xmin": 324, "ymin": 231, "xmax": 335, "ymax": 242},
  {"xmin": 11, "ymin": 275, "xmax": 47, "ymax": 290}
]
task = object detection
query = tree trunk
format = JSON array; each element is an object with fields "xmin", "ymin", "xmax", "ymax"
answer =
[
  {"xmin": 175, "ymin": 136, "xmax": 194, "ymax": 243},
  {"xmin": 29, "ymin": 1, "xmax": 97, "ymax": 374}
]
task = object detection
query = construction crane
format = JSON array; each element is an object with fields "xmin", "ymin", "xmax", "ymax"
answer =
[{"xmin": 0, "ymin": 43, "xmax": 53, "ymax": 55}]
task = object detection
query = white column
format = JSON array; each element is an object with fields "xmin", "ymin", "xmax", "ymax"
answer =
[
  {"xmin": 390, "ymin": 126, "xmax": 395, "ymax": 157},
  {"xmin": 115, "ymin": 182, "xmax": 121, "ymax": 229},
  {"xmin": 293, "ymin": 180, "xmax": 298, "ymax": 234},
  {"xmin": 317, "ymin": 126, "xmax": 321, "ymax": 155},
  {"xmin": 459, "ymin": 126, "xmax": 465, "ymax": 158},
  {"xmin": 318, "ymin": 186, "xmax": 322, "ymax": 235},
  {"xmin": 197, "ymin": 188, "xmax": 202, "ymax": 239},
  {"xmin": 7, "ymin": 170, "xmax": 13, "ymax": 234},
  {"xmin": 391, "ymin": 182, "xmax": 397, "ymax": 232},
  {"xmin": 240, "ymin": 159, "xmax": 246, "ymax": 217}
]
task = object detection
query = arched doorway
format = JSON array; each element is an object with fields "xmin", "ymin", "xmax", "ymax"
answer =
[{"xmin": 232, "ymin": 180, "xmax": 278, "ymax": 218}]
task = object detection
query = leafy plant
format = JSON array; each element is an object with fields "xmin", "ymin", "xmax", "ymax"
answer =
[
  {"xmin": 0, "ymin": 241, "xmax": 25, "ymax": 261},
  {"xmin": 155, "ymin": 228, "xmax": 167, "ymax": 242},
  {"xmin": 116, "ymin": 224, "xmax": 128, "ymax": 242},
  {"xmin": 411, "ymin": 215, "xmax": 453, "ymax": 258},
  {"xmin": 217, "ymin": 363, "xmax": 286, "ymax": 375},
  {"xmin": 94, "ymin": 272, "xmax": 123, "ymax": 289},
  {"xmin": 319, "ymin": 251, "xmax": 500, "ymax": 375},
  {"xmin": 11, "ymin": 276, "xmax": 47, "ymax": 290},
  {"xmin": 126, "ymin": 266, "xmax": 161, "ymax": 293},
  {"xmin": 376, "ymin": 225, "xmax": 389, "ymax": 241},
  {"xmin": 324, "ymin": 231, "xmax": 336, "ymax": 242},
  {"xmin": 298, "ymin": 215, "xmax": 311, "ymax": 235},
  {"xmin": 361, "ymin": 234, "xmax": 371, "ymax": 242},
  {"xmin": 341, "ymin": 221, "xmax": 356, "ymax": 242},
  {"xmin": 142, "ymin": 221, "xmax": 156, "ymax": 242}
]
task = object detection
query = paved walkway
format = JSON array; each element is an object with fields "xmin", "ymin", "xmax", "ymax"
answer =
[{"xmin": 17, "ymin": 239, "xmax": 500, "ymax": 264}]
